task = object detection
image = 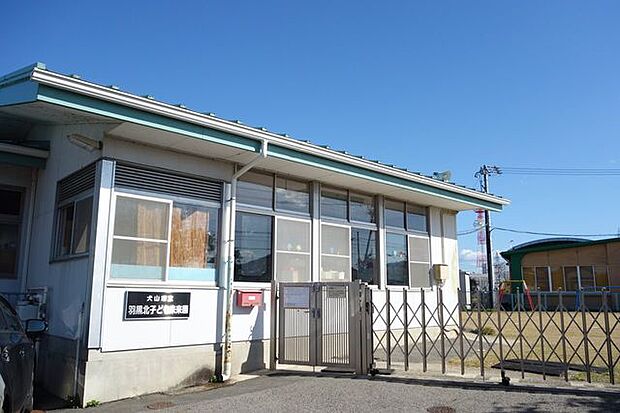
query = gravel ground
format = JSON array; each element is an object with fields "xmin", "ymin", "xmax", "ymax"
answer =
[{"xmin": 74, "ymin": 372, "xmax": 620, "ymax": 413}]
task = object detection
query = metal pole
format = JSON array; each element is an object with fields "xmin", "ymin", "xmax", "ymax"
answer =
[
  {"xmin": 476, "ymin": 289, "xmax": 484, "ymax": 378},
  {"xmin": 603, "ymin": 289, "xmax": 614, "ymax": 385},
  {"xmin": 385, "ymin": 288, "xmax": 392, "ymax": 370},
  {"xmin": 403, "ymin": 288, "xmax": 409, "ymax": 371},
  {"xmin": 438, "ymin": 287, "xmax": 446, "ymax": 374},
  {"xmin": 497, "ymin": 290, "xmax": 504, "ymax": 377},
  {"xmin": 537, "ymin": 289, "xmax": 546, "ymax": 380},
  {"xmin": 558, "ymin": 290, "xmax": 568, "ymax": 382},
  {"xmin": 421, "ymin": 288, "xmax": 427, "ymax": 373},
  {"xmin": 517, "ymin": 292, "xmax": 525, "ymax": 379},
  {"xmin": 580, "ymin": 289, "xmax": 591, "ymax": 383},
  {"xmin": 270, "ymin": 280, "xmax": 277, "ymax": 371},
  {"xmin": 483, "ymin": 170, "xmax": 494, "ymax": 307},
  {"xmin": 457, "ymin": 288, "xmax": 465, "ymax": 376}
]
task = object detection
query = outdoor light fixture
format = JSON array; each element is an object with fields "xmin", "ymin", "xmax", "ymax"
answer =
[{"xmin": 66, "ymin": 133, "xmax": 102, "ymax": 152}]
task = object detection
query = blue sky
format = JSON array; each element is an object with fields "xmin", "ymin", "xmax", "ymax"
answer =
[{"xmin": 2, "ymin": 1, "xmax": 619, "ymax": 271}]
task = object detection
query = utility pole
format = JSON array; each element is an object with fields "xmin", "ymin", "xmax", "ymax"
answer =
[{"xmin": 475, "ymin": 165, "xmax": 501, "ymax": 307}]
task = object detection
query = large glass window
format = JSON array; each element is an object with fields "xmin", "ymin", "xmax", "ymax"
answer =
[
  {"xmin": 275, "ymin": 177, "xmax": 310, "ymax": 214},
  {"xmin": 0, "ymin": 189, "xmax": 22, "ymax": 279},
  {"xmin": 386, "ymin": 233, "xmax": 408, "ymax": 286},
  {"xmin": 169, "ymin": 204, "xmax": 219, "ymax": 281},
  {"xmin": 409, "ymin": 235, "xmax": 430, "ymax": 287},
  {"xmin": 321, "ymin": 224, "xmax": 350, "ymax": 281},
  {"xmin": 351, "ymin": 228, "xmax": 377, "ymax": 284},
  {"xmin": 350, "ymin": 193, "xmax": 375, "ymax": 224},
  {"xmin": 55, "ymin": 195, "xmax": 93, "ymax": 258},
  {"xmin": 535, "ymin": 267, "xmax": 550, "ymax": 291},
  {"xmin": 111, "ymin": 196, "xmax": 170, "ymax": 280},
  {"xmin": 579, "ymin": 266, "xmax": 595, "ymax": 289},
  {"xmin": 276, "ymin": 218, "xmax": 311, "ymax": 282},
  {"xmin": 564, "ymin": 266, "xmax": 579, "ymax": 290},
  {"xmin": 321, "ymin": 187, "xmax": 348, "ymax": 220},
  {"xmin": 237, "ymin": 171, "xmax": 273, "ymax": 209},
  {"xmin": 234, "ymin": 212, "xmax": 272, "ymax": 282},
  {"xmin": 407, "ymin": 204, "xmax": 427, "ymax": 232},
  {"xmin": 384, "ymin": 200, "xmax": 405, "ymax": 229}
]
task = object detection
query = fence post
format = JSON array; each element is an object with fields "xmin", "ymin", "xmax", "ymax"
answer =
[
  {"xmin": 457, "ymin": 288, "xmax": 465, "ymax": 376},
  {"xmin": 497, "ymin": 289, "xmax": 504, "ymax": 376},
  {"xmin": 403, "ymin": 288, "xmax": 409, "ymax": 372},
  {"xmin": 476, "ymin": 289, "xmax": 484, "ymax": 378},
  {"xmin": 534, "ymin": 289, "xmax": 545, "ymax": 380},
  {"xmin": 421, "ymin": 288, "xmax": 427, "ymax": 373},
  {"xmin": 558, "ymin": 290, "xmax": 568, "ymax": 382},
  {"xmin": 603, "ymin": 289, "xmax": 614, "ymax": 385},
  {"xmin": 270, "ymin": 280, "xmax": 278, "ymax": 371},
  {"xmin": 580, "ymin": 289, "xmax": 591, "ymax": 383},
  {"xmin": 438, "ymin": 287, "xmax": 446, "ymax": 374},
  {"xmin": 386, "ymin": 288, "xmax": 392, "ymax": 371},
  {"xmin": 517, "ymin": 291, "xmax": 525, "ymax": 379}
]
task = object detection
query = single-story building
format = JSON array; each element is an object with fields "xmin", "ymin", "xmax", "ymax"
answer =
[
  {"xmin": 0, "ymin": 62, "xmax": 508, "ymax": 404},
  {"xmin": 500, "ymin": 237, "xmax": 620, "ymax": 309},
  {"xmin": 501, "ymin": 237, "xmax": 620, "ymax": 291}
]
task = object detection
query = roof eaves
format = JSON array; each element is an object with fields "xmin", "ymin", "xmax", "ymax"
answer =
[{"xmin": 25, "ymin": 64, "xmax": 509, "ymax": 208}]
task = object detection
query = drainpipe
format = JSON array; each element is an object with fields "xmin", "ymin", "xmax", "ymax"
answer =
[{"xmin": 221, "ymin": 139, "xmax": 268, "ymax": 381}]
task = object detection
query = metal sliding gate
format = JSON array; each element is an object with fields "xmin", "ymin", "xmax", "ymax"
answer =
[{"xmin": 271, "ymin": 281, "xmax": 371, "ymax": 374}]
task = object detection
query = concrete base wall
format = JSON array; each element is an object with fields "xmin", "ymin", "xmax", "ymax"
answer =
[{"xmin": 82, "ymin": 339, "xmax": 269, "ymax": 404}]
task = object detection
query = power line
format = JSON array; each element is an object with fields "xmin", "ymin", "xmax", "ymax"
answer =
[
  {"xmin": 492, "ymin": 227, "xmax": 619, "ymax": 238},
  {"xmin": 498, "ymin": 166, "xmax": 620, "ymax": 176},
  {"xmin": 457, "ymin": 225, "xmax": 618, "ymax": 238}
]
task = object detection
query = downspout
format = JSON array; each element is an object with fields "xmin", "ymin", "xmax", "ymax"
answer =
[
  {"xmin": 20, "ymin": 168, "xmax": 38, "ymax": 294},
  {"xmin": 222, "ymin": 139, "xmax": 268, "ymax": 381}
]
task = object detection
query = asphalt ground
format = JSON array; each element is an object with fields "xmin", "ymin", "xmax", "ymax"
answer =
[{"xmin": 62, "ymin": 371, "xmax": 620, "ymax": 413}]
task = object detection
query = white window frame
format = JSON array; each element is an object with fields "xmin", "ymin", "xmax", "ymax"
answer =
[
  {"xmin": 320, "ymin": 222, "xmax": 351, "ymax": 282},
  {"xmin": 106, "ymin": 190, "xmax": 220, "ymax": 287},
  {"xmin": 274, "ymin": 216, "xmax": 312, "ymax": 283},
  {"xmin": 407, "ymin": 233, "xmax": 431, "ymax": 288}
]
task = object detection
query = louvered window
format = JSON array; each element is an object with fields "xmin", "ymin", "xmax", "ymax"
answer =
[
  {"xmin": 53, "ymin": 163, "xmax": 96, "ymax": 259},
  {"xmin": 114, "ymin": 163, "xmax": 222, "ymax": 203}
]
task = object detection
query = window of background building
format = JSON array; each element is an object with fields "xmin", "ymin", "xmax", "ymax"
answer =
[
  {"xmin": 550, "ymin": 266, "xmax": 564, "ymax": 291},
  {"xmin": 535, "ymin": 267, "xmax": 550, "ymax": 291},
  {"xmin": 234, "ymin": 212, "xmax": 272, "ymax": 282},
  {"xmin": 406, "ymin": 204, "xmax": 427, "ymax": 232},
  {"xmin": 579, "ymin": 266, "xmax": 595, "ymax": 289},
  {"xmin": 522, "ymin": 267, "xmax": 535, "ymax": 289},
  {"xmin": 594, "ymin": 266, "xmax": 609, "ymax": 290},
  {"xmin": 0, "ymin": 189, "xmax": 22, "ymax": 279},
  {"xmin": 564, "ymin": 266, "xmax": 579, "ymax": 290}
]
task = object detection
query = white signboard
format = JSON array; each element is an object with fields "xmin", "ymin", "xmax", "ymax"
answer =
[{"xmin": 282, "ymin": 286, "xmax": 310, "ymax": 309}]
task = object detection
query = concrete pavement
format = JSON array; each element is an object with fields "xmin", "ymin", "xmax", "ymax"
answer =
[{"xmin": 58, "ymin": 371, "xmax": 620, "ymax": 413}]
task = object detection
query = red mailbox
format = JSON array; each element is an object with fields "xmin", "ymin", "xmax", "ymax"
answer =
[{"xmin": 236, "ymin": 290, "xmax": 263, "ymax": 307}]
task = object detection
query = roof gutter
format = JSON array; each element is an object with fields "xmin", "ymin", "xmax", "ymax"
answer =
[
  {"xmin": 221, "ymin": 139, "xmax": 268, "ymax": 381},
  {"xmin": 27, "ymin": 67, "xmax": 508, "ymax": 209}
]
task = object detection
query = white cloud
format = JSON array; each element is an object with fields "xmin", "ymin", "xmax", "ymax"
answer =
[{"xmin": 459, "ymin": 248, "xmax": 479, "ymax": 262}]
